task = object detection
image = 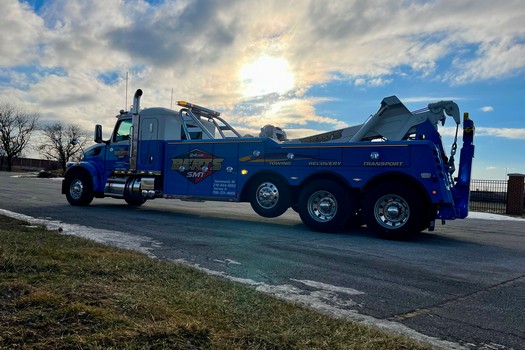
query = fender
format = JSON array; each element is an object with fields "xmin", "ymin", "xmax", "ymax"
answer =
[{"xmin": 62, "ymin": 162, "xmax": 105, "ymax": 194}]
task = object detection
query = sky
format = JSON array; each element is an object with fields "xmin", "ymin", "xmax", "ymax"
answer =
[{"xmin": 1, "ymin": 0, "xmax": 524, "ymax": 180}]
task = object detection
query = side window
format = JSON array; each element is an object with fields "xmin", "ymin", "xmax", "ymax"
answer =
[{"xmin": 114, "ymin": 119, "xmax": 132, "ymax": 142}]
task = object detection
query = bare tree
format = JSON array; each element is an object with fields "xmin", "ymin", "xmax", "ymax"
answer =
[
  {"xmin": 0, "ymin": 102, "xmax": 39, "ymax": 171},
  {"xmin": 38, "ymin": 122, "xmax": 89, "ymax": 173}
]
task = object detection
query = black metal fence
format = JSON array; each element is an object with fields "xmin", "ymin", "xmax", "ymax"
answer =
[{"xmin": 469, "ymin": 179, "xmax": 508, "ymax": 214}]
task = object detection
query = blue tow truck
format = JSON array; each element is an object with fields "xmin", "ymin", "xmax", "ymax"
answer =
[{"xmin": 63, "ymin": 89, "xmax": 475, "ymax": 239}]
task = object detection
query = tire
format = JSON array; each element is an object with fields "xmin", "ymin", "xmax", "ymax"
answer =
[
  {"xmin": 65, "ymin": 172, "xmax": 94, "ymax": 206},
  {"xmin": 298, "ymin": 180, "xmax": 354, "ymax": 232},
  {"xmin": 363, "ymin": 182, "xmax": 425, "ymax": 239},
  {"xmin": 249, "ymin": 176, "xmax": 291, "ymax": 218}
]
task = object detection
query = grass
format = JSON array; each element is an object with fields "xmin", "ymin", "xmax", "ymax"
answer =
[{"xmin": 0, "ymin": 215, "xmax": 431, "ymax": 349}]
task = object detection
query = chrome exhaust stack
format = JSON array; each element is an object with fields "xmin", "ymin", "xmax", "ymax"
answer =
[
  {"xmin": 132, "ymin": 89, "xmax": 143, "ymax": 114},
  {"xmin": 130, "ymin": 89, "xmax": 142, "ymax": 171}
]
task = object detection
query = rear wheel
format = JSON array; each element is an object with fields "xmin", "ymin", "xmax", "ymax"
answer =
[
  {"xmin": 65, "ymin": 172, "xmax": 94, "ymax": 206},
  {"xmin": 298, "ymin": 180, "xmax": 355, "ymax": 232},
  {"xmin": 363, "ymin": 182, "xmax": 425, "ymax": 239},
  {"xmin": 249, "ymin": 176, "xmax": 291, "ymax": 218}
]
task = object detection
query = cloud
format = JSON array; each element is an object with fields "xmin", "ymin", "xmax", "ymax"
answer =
[
  {"xmin": 1, "ymin": 0, "xmax": 525, "ymax": 138},
  {"xmin": 480, "ymin": 106, "xmax": 494, "ymax": 112},
  {"xmin": 106, "ymin": 0, "xmax": 237, "ymax": 68},
  {"xmin": 475, "ymin": 127, "xmax": 525, "ymax": 139},
  {"xmin": 447, "ymin": 38, "xmax": 525, "ymax": 84},
  {"xmin": 439, "ymin": 125, "xmax": 525, "ymax": 139},
  {"xmin": 354, "ymin": 77, "xmax": 392, "ymax": 87},
  {"xmin": 37, "ymin": 0, "xmax": 150, "ymax": 72},
  {"xmin": 0, "ymin": 0, "xmax": 44, "ymax": 66},
  {"xmin": 233, "ymin": 96, "xmax": 348, "ymax": 137}
]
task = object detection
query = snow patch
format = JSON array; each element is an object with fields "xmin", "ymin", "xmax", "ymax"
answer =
[
  {"xmin": 291, "ymin": 279, "xmax": 365, "ymax": 295},
  {"xmin": 213, "ymin": 258, "xmax": 242, "ymax": 265},
  {"xmin": 0, "ymin": 208, "xmax": 163, "ymax": 258},
  {"xmin": 467, "ymin": 211, "xmax": 525, "ymax": 221}
]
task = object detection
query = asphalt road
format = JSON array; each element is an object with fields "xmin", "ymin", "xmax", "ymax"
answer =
[{"xmin": 1, "ymin": 171, "xmax": 524, "ymax": 349}]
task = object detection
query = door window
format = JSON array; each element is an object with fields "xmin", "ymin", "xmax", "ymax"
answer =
[{"xmin": 114, "ymin": 119, "xmax": 132, "ymax": 142}]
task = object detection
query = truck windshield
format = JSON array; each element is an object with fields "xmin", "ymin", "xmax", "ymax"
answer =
[{"xmin": 114, "ymin": 119, "xmax": 132, "ymax": 142}]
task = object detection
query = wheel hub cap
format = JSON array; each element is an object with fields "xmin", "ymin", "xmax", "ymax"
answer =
[
  {"xmin": 257, "ymin": 182, "xmax": 279, "ymax": 209},
  {"xmin": 386, "ymin": 205, "xmax": 400, "ymax": 219},
  {"xmin": 375, "ymin": 195, "xmax": 409, "ymax": 228},
  {"xmin": 308, "ymin": 191, "xmax": 337, "ymax": 222},
  {"xmin": 70, "ymin": 179, "xmax": 83, "ymax": 200}
]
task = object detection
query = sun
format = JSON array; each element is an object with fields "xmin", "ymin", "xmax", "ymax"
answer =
[{"xmin": 240, "ymin": 56, "xmax": 295, "ymax": 97}]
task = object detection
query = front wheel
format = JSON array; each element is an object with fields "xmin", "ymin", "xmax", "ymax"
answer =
[
  {"xmin": 65, "ymin": 172, "xmax": 94, "ymax": 206},
  {"xmin": 249, "ymin": 176, "xmax": 291, "ymax": 218},
  {"xmin": 363, "ymin": 182, "xmax": 425, "ymax": 239},
  {"xmin": 298, "ymin": 180, "xmax": 354, "ymax": 232}
]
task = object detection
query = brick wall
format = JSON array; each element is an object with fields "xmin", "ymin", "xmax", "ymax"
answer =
[
  {"xmin": 506, "ymin": 174, "xmax": 525, "ymax": 215},
  {"xmin": 0, "ymin": 157, "xmax": 61, "ymax": 171}
]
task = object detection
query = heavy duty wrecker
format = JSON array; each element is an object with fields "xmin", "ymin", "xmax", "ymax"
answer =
[{"xmin": 63, "ymin": 89, "xmax": 475, "ymax": 239}]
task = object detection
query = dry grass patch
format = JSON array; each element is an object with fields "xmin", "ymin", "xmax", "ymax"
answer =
[{"xmin": 0, "ymin": 215, "xmax": 430, "ymax": 349}]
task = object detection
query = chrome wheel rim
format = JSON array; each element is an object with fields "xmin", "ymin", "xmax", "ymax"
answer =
[
  {"xmin": 308, "ymin": 190, "xmax": 337, "ymax": 222},
  {"xmin": 374, "ymin": 194, "xmax": 410, "ymax": 229},
  {"xmin": 70, "ymin": 179, "xmax": 83, "ymax": 200},
  {"xmin": 256, "ymin": 182, "xmax": 279, "ymax": 209}
]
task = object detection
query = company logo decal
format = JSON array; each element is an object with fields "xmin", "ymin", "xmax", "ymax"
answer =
[
  {"xmin": 114, "ymin": 147, "xmax": 129, "ymax": 159},
  {"xmin": 171, "ymin": 149, "xmax": 224, "ymax": 184}
]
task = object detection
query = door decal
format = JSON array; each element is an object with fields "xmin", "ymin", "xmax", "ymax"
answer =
[{"xmin": 170, "ymin": 149, "xmax": 224, "ymax": 184}]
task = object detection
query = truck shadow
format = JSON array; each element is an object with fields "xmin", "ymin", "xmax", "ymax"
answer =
[{"xmin": 49, "ymin": 201, "xmax": 498, "ymax": 250}]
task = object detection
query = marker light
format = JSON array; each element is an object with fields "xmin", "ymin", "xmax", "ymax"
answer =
[{"xmin": 177, "ymin": 101, "xmax": 220, "ymax": 116}]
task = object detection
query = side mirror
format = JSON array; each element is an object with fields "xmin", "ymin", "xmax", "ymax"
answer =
[{"xmin": 94, "ymin": 124, "xmax": 103, "ymax": 143}]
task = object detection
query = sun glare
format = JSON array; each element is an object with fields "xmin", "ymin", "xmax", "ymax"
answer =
[{"xmin": 240, "ymin": 56, "xmax": 295, "ymax": 97}]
